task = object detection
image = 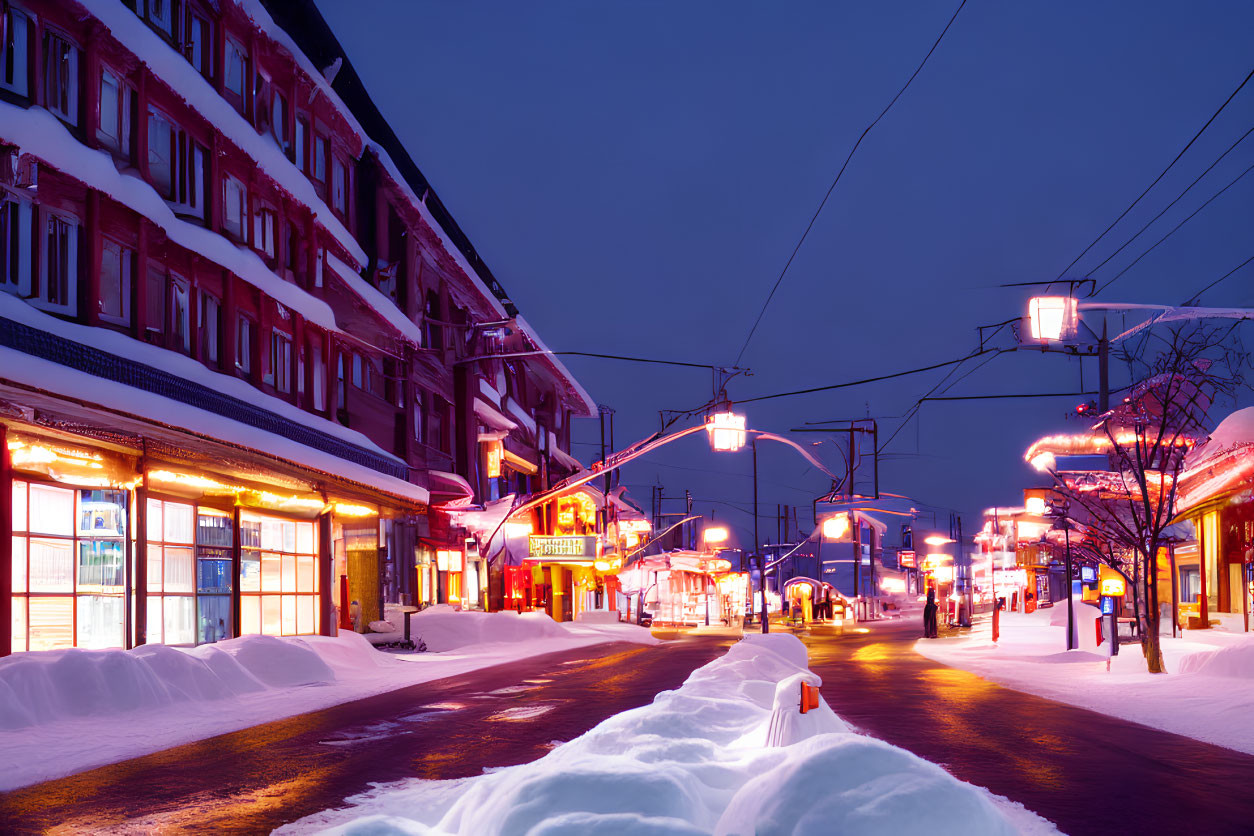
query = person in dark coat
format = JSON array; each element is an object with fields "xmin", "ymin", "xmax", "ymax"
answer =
[{"xmin": 923, "ymin": 588, "xmax": 939, "ymax": 638}]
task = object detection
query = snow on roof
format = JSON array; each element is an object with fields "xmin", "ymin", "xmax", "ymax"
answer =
[
  {"xmin": 0, "ymin": 103, "xmax": 343, "ymax": 336},
  {"xmin": 1185, "ymin": 407, "xmax": 1254, "ymax": 471},
  {"xmin": 548, "ymin": 432, "xmax": 583, "ymax": 472},
  {"xmin": 324, "ymin": 253, "xmax": 425, "ymax": 346},
  {"xmin": 1177, "ymin": 407, "xmax": 1254, "ymax": 512},
  {"xmin": 513, "ymin": 315, "xmax": 597, "ymax": 416},
  {"xmin": 473, "ymin": 398, "xmax": 518, "ymax": 433},
  {"xmin": 82, "ymin": 0, "xmax": 367, "ymax": 268}
]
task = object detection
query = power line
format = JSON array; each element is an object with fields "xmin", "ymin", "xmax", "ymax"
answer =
[
  {"xmin": 1055, "ymin": 64, "xmax": 1254, "ymax": 284},
  {"xmin": 1096, "ymin": 159, "xmax": 1254, "ymax": 294},
  {"xmin": 553, "ymin": 351, "xmax": 727, "ymax": 370},
  {"xmin": 1086, "ymin": 124, "xmax": 1254, "ymax": 279},
  {"xmin": 732, "ymin": 349, "xmax": 995, "ymax": 405},
  {"xmin": 732, "ymin": 0, "xmax": 968, "ymax": 367},
  {"xmin": 1186, "ymin": 252, "xmax": 1254, "ymax": 304}
]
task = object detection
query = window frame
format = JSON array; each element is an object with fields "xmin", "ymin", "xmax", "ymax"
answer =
[
  {"xmin": 97, "ymin": 66, "xmax": 133, "ymax": 160},
  {"xmin": 0, "ymin": 193, "xmax": 33, "ymax": 297},
  {"xmin": 222, "ymin": 174, "xmax": 248, "ymax": 241},
  {"xmin": 37, "ymin": 210, "xmax": 78, "ymax": 315},
  {"xmin": 1, "ymin": 6, "xmax": 32, "ymax": 98},
  {"xmin": 236, "ymin": 312, "xmax": 255, "ymax": 375},
  {"xmin": 98, "ymin": 236, "xmax": 133, "ymax": 326},
  {"xmin": 199, "ymin": 289, "xmax": 221, "ymax": 366},
  {"xmin": 42, "ymin": 27, "xmax": 80, "ymax": 126}
]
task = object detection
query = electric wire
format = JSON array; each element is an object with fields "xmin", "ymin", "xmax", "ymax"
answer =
[
  {"xmin": 1185, "ymin": 252, "xmax": 1254, "ymax": 305},
  {"xmin": 1095, "ymin": 159, "xmax": 1254, "ymax": 294},
  {"xmin": 1053, "ymin": 65, "xmax": 1254, "ymax": 286},
  {"xmin": 1085, "ymin": 124, "xmax": 1254, "ymax": 279},
  {"xmin": 732, "ymin": 0, "xmax": 968, "ymax": 367}
]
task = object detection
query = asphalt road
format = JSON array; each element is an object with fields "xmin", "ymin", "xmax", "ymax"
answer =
[
  {"xmin": 0, "ymin": 635, "xmax": 731, "ymax": 835},
  {"xmin": 799, "ymin": 616, "xmax": 1254, "ymax": 836}
]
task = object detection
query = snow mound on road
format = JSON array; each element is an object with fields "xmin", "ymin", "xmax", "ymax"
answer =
[
  {"xmin": 0, "ymin": 633, "xmax": 348, "ymax": 731},
  {"xmin": 287, "ymin": 633, "xmax": 1056, "ymax": 836},
  {"xmin": 410, "ymin": 607, "xmax": 570, "ymax": 652},
  {"xmin": 1178, "ymin": 635, "xmax": 1254, "ymax": 678}
]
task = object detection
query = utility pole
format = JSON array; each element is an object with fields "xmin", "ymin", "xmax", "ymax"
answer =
[{"xmin": 754, "ymin": 437, "xmax": 767, "ymax": 634}]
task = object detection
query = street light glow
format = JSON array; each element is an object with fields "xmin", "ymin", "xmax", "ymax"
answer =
[
  {"xmin": 706, "ymin": 410, "xmax": 747, "ymax": 452},
  {"xmin": 1027, "ymin": 296, "xmax": 1078, "ymax": 342},
  {"xmin": 703, "ymin": 526, "xmax": 729, "ymax": 544},
  {"xmin": 822, "ymin": 514, "xmax": 850, "ymax": 540},
  {"xmin": 923, "ymin": 535, "xmax": 955, "ymax": 546}
]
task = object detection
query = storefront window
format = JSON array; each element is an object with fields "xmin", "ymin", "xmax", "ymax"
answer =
[
  {"xmin": 197, "ymin": 508, "xmax": 233, "ymax": 643},
  {"xmin": 146, "ymin": 498, "xmax": 196, "ymax": 645},
  {"xmin": 239, "ymin": 511, "xmax": 318, "ymax": 637},
  {"xmin": 11, "ymin": 481, "xmax": 127, "ymax": 651}
]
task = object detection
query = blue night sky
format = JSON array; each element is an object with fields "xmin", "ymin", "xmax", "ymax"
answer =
[{"xmin": 315, "ymin": 0, "xmax": 1254, "ymax": 548}]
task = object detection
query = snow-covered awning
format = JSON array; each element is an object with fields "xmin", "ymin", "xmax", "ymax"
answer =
[
  {"xmin": 429, "ymin": 470, "xmax": 474, "ymax": 506},
  {"xmin": 474, "ymin": 398, "xmax": 518, "ymax": 433}
]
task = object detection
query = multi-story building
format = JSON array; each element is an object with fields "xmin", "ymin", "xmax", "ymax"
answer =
[{"xmin": 0, "ymin": 0, "xmax": 594, "ymax": 655}]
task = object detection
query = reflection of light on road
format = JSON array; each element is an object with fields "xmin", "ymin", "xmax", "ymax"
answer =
[
  {"xmin": 486, "ymin": 685, "xmax": 536, "ymax": 695},
  {"xmin": 424, "ymin": 702, "xmax": 469, "ymax": 711},
  {"xmin": 852, "ymin": 644, "xmax": 890, "ymax": 661},
  {"xmin": 851, "ymin": 627, "xmax": 871, "ymax": 633},
  {"xmin": 523, "ymin": 679, "xmax": 552, "ymax": 684},
  {"xmin": 488, "ymin": 704, "xmax": 558, "ymax": 721}
]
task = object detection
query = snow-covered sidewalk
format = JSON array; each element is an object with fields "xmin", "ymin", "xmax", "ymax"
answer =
[
  {"xmin": 914, "ymin": 604, "xmax": 1254, "ymax": 755},
  {"xmin": 282, "ymin": 633, "xmax": 1058, "ymax": 836},
  {"xmin": 0, "ymin": 609, "xmax": 656, "ymax": 791}
]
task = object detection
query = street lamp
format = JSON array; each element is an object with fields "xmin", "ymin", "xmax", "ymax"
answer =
[
  {"xmin": 706, "ymin": 410, "xmax": 747, "ymax": 452},
  {"xmin": 821, "ymin": 514, "xmax": 850, "ymax": 540},
  {"xmin": 703, "ymin": 526, "xmax": 729, "ymax": 545}
]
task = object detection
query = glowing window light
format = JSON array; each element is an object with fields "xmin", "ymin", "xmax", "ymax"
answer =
[
  {"xmin": 822, "ymin": 514, "xmax": 850, "ymax": 540},
  {"xmin": 706, "ymin": 411, "xmax": 747, "ymax": 452},
  {"xmin": 880, "ymin": 578, "xmax": 907, "ymax": 594},
  {"xmin": 1027, "ymin": 296, "xmax": 1078, "ymax": 342},
  {"xmin": 436, "ymin": 549, "xmax": 464, "ymax": 572},
  {"xmin": 1025, "ymin": 496, "xmax": 1047, "ymax": 515}
]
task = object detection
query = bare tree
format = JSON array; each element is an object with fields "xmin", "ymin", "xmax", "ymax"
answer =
[{"xmin": 1040, "ymin": 323, "xmax": 1246, "ymax": 673}]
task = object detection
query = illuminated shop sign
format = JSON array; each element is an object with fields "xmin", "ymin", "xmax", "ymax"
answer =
[
  {"xmin": 528, "ymin": 535, "xmax": 598, "ymax": 561},
  {"xmin": 898, "ymin": 550, "xmax": 916, "ymax": 568}
]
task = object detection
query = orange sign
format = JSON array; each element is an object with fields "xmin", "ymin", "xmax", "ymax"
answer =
[
  {"xmin": 1100, "ymin": 576, "xmax": 1125, "ymax": 597},
  {"xmin": 485, "ymin": 441, "xmax": 502, "ymax": 479}
]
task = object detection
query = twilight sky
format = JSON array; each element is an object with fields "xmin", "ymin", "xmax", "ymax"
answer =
[{"xmin": 314, "ymin": 0, "xmax": 1254, "ymax": 548}]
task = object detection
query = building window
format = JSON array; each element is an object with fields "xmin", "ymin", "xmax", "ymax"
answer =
[
  {"xmin": 1, "ymin": 7, "xmax": 31, "ymax": 97},
  {"xmin": 309, "ymin": 338, "xmax": 326, "ymax": 411},
  {"xmin": 294, "ymin": 116, "xmax": 308, "ymax": 173},
  {"xmin": 238, "ymin": 511, "xmax": 319, "ymax": 637},
  {"xmin": 331, "ymin": 155, "xmax": 347, "ymax": 217},
  {"xmin": 425, "ymin": 290, "xmax": 443, "ymax": 351},
  {"xmin": 149, "ymin": 108, "xmax": 206, "ymax": 219},
  {"xmin": 253, "ymin": 206, "xmax": 277, "ymax": 259},
  {"xmin": 269, "ymin": 330, "xmax": 291, "ymax": 393},
  {"xmin": 413, "ymin": 391, "xmax": 425, "ymax": 441},
  {"xmin": 39, "ymin": 212, "xmax": 77, "ymax": 315},
  {"xmin": 98, "ymin": 68, "xmax": 133, "ymax": 159},
  {"xmin": 142, "ymin": 0, "xmax": 175, "ymax": 38},
  {"xmin": 183, "ymin": 8, "xmax": 214, "ymax": 81},
  {"xmin": 313, "ymin": 134, "xmax": 327, "ymax": 183},
  {"xmin": 428, "ymin": 397, "xmax": 447, "ymax": 453},
  {"xmin": 224, "ymin": 38, "xmax": 247, "ymax": 108},
  {"xmin": 146, "ymin": 498, "xmax": 196, "ymax": 646},
  {"xmin": 199, "ymin": 290, "xmax": 220, "ymax": 365},
  {"xmin": 99, "ymin": 238, "xmax": 133, "ymax": 325},
  {"xmin": 10, "ymin": 481, "xmax": 127, "ymax": 652},
  {"xmin": 236, "ymin": 314, "xmax": 254, "ymax": 374},
  {"xmin": 43, "ymin": 30, "xmax": 79, "ymax": 125},
  {"xmin": 171, "ymin": 278, "xmax": 191, "ymax": 353},
  {"xmin": 194, "ymin": 508, "xmax": 233, "ymax": 644},
  {"xmin": 351, "ymin": 352, "xmax": 363, "ymax": 388},
  {"xmin": 271, "ymin": 89, "xmax": 289, "ymax": 153},
  {"xmin": 145, "ymin": 265, "xmax": 165, "ymax": 336},
  {"xmin": 0, "ymin": 195, "xmax": 32, "ymax": 296},
  {"xmin": 336, "ymin": 352, "xmax": 346, "ymax": 410},
  {"xmin": 222, "ymin": 175, "xmax": 248, "ymax": 240}
]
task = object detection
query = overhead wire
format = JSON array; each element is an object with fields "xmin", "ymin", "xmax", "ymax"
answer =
[
  {"xmin": 732, "ymin": 0, "xmax": 969, "ymax": 367},
  {"xmin": 1053, "ymin": 64, "xmax": 1254, "ymax": 286},
  {"xmin": 1095, "ymin": 159, "xmax": 1254, "ymax": 294},
  {"xmin": 1185, "ymin": 252, "xmax": 1254, "ymax": 305}
]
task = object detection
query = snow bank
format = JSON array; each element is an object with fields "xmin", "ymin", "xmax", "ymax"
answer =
[
  {"xmin": 915, "ymin": 611, "xmax": 1254, "ymax": 755},
  {"xmin": 409, "ymin": 606, "xmax": 570, "ymax": 652},
  {"xmin": 0, "ymin": 634, "xmax": 341, "ymax": 731},
  {"xmin": 284, "ymin": 634, "xmax": 1058, "ymax": 835},
  {"xmin": 0, "ymin": 617, "xmax": 657, "ymax": 790}
]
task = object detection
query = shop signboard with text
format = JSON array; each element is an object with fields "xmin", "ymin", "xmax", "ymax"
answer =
[{"xmin": 527, "ymin": 535, "xmax": 599, "ymax": 562}]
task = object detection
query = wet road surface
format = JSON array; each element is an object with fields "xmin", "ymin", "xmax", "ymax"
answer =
[
  {"xmin": 0, "ymin": 635, "xmax": 731, "ymax": 834},
  {"xmin": 799, "ymin": 617, "xmax": 1254, "ymax": 836}
]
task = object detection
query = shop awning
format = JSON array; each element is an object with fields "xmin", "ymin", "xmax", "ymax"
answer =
[
  {"xmin": 429, "ymin": 470, "xmax": 474, "ymax": 506},
  {"xmin": 474, "ymin": 398, "xmax": 518, "ymax": 433}
]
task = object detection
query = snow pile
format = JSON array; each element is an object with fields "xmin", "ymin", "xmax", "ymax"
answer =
[
  {"xmin": 1177, "ymin": 636, "xmax": 1254, "ymax": 678},
  {"xmin": 286, "ymin": 634, "xmax": 1056, "ymax": 835},
  {"xmin": 0, "ymin": 634, "xmax": 345, "ymax": 731},
  {"xmin": 409, "ymin": 606, "xmax": 570, "ymax": 652}
]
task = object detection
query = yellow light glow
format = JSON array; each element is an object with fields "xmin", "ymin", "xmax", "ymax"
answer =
[
  {"xmin": 703, "ymin": 526, "xmax": 729, "ymax": 544},
  {"xmin": 149, "ymin": 470, "xmax": 246, "ymax": 493},
  {"xmin": 594, "ymin": 559, "xmax": 610, "ymax": 572},
  {"xmin": 1100, "ymin": 577, "xmax": 1125, "ymax": 597},
  {"xmin": 1025, "ymin": 496, "xmax": 1047, "ymax": 515},
  {"xmin": 436, "ymin": 549, "xmax": 464, "ymax": 572},
  {"xmin": 822, "ymin": 514, "xmax": 850, "ymax": 540},
  {"xmin": 333, "ymin": 502, "xmax": 376, "ymax": 518},
  {"xmin": 706, "ymin": 410, "xmax": 747, "ymax": 452},
  {"xmin": 880, "ymin": 578, "xmax": 907, "ymax": 593},
  {"xmin": 503, "ymin": 521, "xmax": 533, "ymax": 536},
  {"xmin": 924, "ymin": 535, "xmax": 954, "ymax": 546}
]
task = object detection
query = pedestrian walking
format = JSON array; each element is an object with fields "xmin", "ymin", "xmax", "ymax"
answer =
[{"xmin": 923, "ymin": 588, "xmax": 939, "ymax": 638}]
